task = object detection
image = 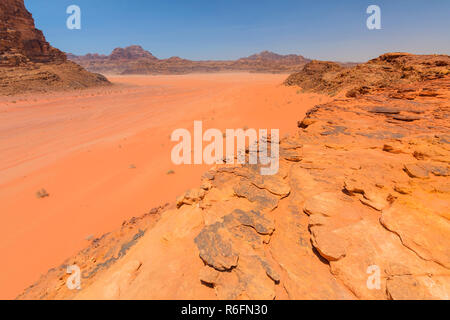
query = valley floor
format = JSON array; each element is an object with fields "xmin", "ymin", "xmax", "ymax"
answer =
[{"xmin": 0, "ymin": 73, "xmax": 329, "ymax": 299}]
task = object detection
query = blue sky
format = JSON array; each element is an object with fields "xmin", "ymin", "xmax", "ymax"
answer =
[{"xmin": 25, "ymin": 0, "xmax": 450, "ymax": 61}]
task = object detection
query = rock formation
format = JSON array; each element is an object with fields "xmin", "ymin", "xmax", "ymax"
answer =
[
  {"xmin": 18, "ymin": 53, "xmax": 450, "ymax": 300},
  {"xmin": 285, "ymin": 53, "xmax": 449, "ymax": 97},
  {"xmin": 0, "ymin": 0, "xmax": 110, "ymax": 95},
  {"xmin": 68, "ymin": 46, "xmax": 312, "ymax": 75}
]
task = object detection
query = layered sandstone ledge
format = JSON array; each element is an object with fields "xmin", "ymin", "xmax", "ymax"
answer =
[
  {"xmin": 0, "ymin": 0, "xmax": 109, "ymax": 95},
  {"xmin": 18, "ymin": 54, "xmax": 450, "ymax": 300}
]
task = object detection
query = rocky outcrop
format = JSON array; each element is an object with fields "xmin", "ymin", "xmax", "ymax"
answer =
[
  {"xmin": 68, "ymin": 47, "xmax": 312, "ymax": 75},
  {"xmin": 0, "ymin": 0, "xmax": 110, "ymax": 95},
  {"xmin": 17, "ymin": 54, "xmax": 450, "ymax": 300},
  {"xmin": 285, "ymin": 53, "xmax": 450, "ymax": 97},
  {"xmin": 0, "ymin": 0, "xmax": 66, "ymax": 66},
  {"xmin": 284, "ymin": 60, "xmax": 344, "ymax": 91},
  {"xmin": 17, "ymin": 204, "xmax": 168, "ymax": 300}
]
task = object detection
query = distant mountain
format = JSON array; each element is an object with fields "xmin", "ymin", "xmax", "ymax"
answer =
[
  {"xmin": 67, "ymin": 46, "xmax": 312, "ymax": 75},
  {"xmin": 109, "ymin": 45, "xmax": 157, "ymax": 61},
  {"xmin": 241, "ymin": 50, "xmax": 309, "ymax": 64}
]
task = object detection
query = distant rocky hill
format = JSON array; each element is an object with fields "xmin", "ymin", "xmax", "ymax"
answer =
[
  {"xmin": 0, "ymin": 0, "xmax": 110, "ymax": 95},
  {"xmin": 285, "ymin": 53, "xmax": 450, "ymax": 97},
  {"xmin": 68, "ymin": 46, "xmax": 312, "ymax": 75}
]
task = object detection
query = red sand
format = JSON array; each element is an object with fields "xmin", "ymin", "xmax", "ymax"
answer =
[{"xmin": 0, "ymin": 73, "xmax": 330, "ymax": 299}]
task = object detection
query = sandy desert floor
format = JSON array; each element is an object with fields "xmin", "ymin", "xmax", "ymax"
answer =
[{"xmin": 0, "ymin": 73, "xmax": 331, "ymax": 299}]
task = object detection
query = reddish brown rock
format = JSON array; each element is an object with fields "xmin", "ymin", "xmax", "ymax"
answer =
[
  {"xmin": 285, "ymin": 52, "xmax": 450, "ymax": 96},
  {"xmin": 0, "ymin": 0, "xmax": 109, "ymax": 95},
  {"xmin": 0, "ymin": 0, "xmax": 66, "ymax": 66},
  {"xmin": 404, "ymin": 163, "xmax": 430, "ymax": 179},
  {"xmin": 381, "ymin": 202, "xmax": 450, "ymax": 268}
]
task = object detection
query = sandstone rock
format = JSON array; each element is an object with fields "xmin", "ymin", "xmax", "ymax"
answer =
[
  {"xmin": 381, "ymin": 203, "xmax": 450, "ymax": 269},
  {"xmin": 369, "ymin": 106, "xmax": 401, "ymax": 114},
  {"xmin": 303, "ymin": 192, "xmax": 344, "ymax": 217},
  {"xmin": 297, "ymin": 118, "xmax": 316, "ymax": 129},
  {"xmin": 0, "ymin": 0, "xmax": 110, "ymax": 95},
  {"xmin": 387, "ymin": 275, "xmax": 449, "ymax": 300},
  {"xmin": 194, "ymin": 224, "xmax": 239, "ymax": 271},
  {"xmin": 404, "ymin": 163, "xmax": 430, "ymax": 179},
  {"xmin": 360, "ymin": 189, "xmax": 390, "ymax": 211},
  {"xmin": 310, "ymin": 228, "xmax": 347, "ymax": 261},
  {"xmin": 0, "ymin": 0, "xmax": 66, "ymax": 66},
  {"xmin": 394, "ymin": 184, "xmax": 413, "ymax": 195},
  {"xmin": 199, "ymin": 266, "xmax": 221, "ymax": 286},
  {"xmin": 177, "ymin": 188, "xmax": 206, "ymax": 208},
  {"xmin": 392, "ymin": 114, "xmax": 421, "ymax": 122},
  {"xmin": 233, "ymin": 179, "xmax": 279, "ymax": 212},
  {"xmin": 284, "ymin": 53, "xmax": 450, "ymax": 96}
]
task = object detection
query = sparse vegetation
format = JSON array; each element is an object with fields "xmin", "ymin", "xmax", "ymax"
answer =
[{"xmin": 36, "ymin": 188, "xmax": 49, "ymax": 199}]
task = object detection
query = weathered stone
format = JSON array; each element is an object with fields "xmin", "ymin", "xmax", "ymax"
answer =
[
  {"xmin": 387, "ymin": 275, "xmax": 449, "ymax": 300},
  {"xmin": 233, "ymin": 179, "xmax": 279, "ymax": 211},
  {"xmin": 17, "ymin": 53, "xmax": 450, "ymax": 301},
  {"xmin": 310, "ymin": 228, "xmax": 346, "ymax": 261},
  {"xmin": 393, "ymin": 115, "xmax": 421, "ymax": 122},
  {"xmin": 199, "ymin": 266, "xmax": 221, "ymax": 286},
  {"xmin": 369, "ymin": 106, "xmax": 401, "ymax": 114},
  {"xmin": 404, "ymin": 163, "xmax": 430, "ymax": 179},
  {"xmin": 177, "ymin": 188, "xmax": 206, "ymax": 208},
  {"xmin": 381, "ymin": 203, "xmax": 450, "ymax": 268},
  {"xmin": 0, "ymin": 0, "xmax": 110, "ymax": 95},
  {"xmin": 232, "ymin": 209, "xmax": 275, "ymax": 235},
  {"xmin": 194, "ymin": 222, "xmax": 239, "ymax": 271},
  {"xmin": 280, "ymin": 148, "xmax": 303, "ymax": 162}
]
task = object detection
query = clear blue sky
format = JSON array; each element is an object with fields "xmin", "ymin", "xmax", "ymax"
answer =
[{"xmin": 25, "ymin": 0, "xmax": 450, "ymax": 61}]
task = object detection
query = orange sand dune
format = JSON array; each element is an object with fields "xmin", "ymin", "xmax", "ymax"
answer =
[{"xmin": 0, "ymin": 73, "xmax": 330, "ymax": 299}]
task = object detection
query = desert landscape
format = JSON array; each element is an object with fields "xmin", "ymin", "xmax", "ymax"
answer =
[
  {"xmin": 67, "ymin": 46, "xmax": 315, "ymax": 75},
  {"xmin": 1, "ymin": 73, "xmax": 331, "ymax": 299},
  {"xmin": 1, "ymin": 0, "xmax": 449, "ymax": 301}
]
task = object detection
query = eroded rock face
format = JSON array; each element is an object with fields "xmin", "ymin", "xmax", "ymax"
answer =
[
  {"xmin": 109, "ymin": 45, "xmax": 158, "ymax": 61},
  {"xmin": 0, "ymin": 0, "xmax": 110, "ymax": 95},
  {"xmin": 0, "ymin": 0, "xmax": 66, "ymax": 66},
  {"xmin": 17, "ymin": 54, "xmax": 450, "ymax": 300},
  {"xmin": 16, "ymin": 204, "xmax": 168, "ymax": 300},
  {"xmin": 285, "ymin": 53, "xmax": 450, "ymax": 97}
]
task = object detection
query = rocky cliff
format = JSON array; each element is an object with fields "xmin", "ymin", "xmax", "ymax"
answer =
[
  {"xmin": 18, "ymin": 53, "xmax": 450, "ymax": 300},
  {"xmin": 0, "ymin": 0, "xmax": 109, "ymax": 95},
  {"xmin": 285, "ymin": 53, "xmax": 449, "ymax": 97},
  {"xmin": 0, "ymin": 0, "xmax": 67, "ymax": 66}
]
